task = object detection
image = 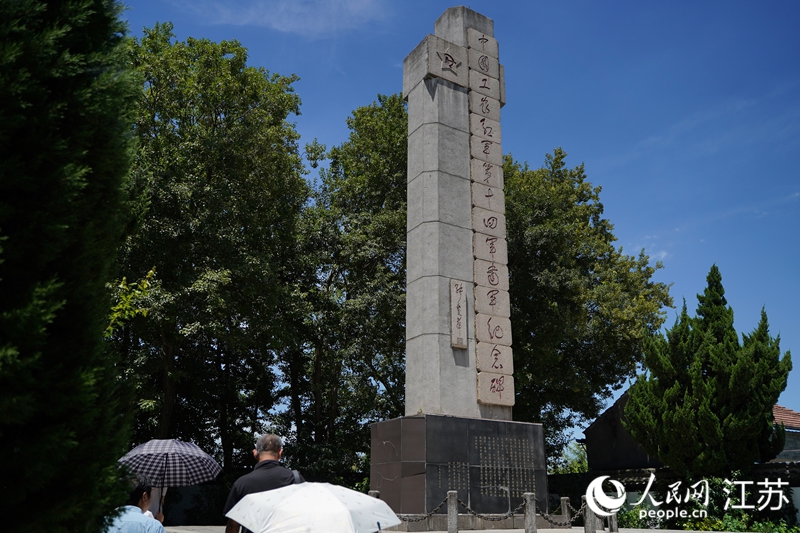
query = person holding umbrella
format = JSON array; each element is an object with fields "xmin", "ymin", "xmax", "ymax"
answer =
[
  {"xmin": 223, "ymin": 434, "xmax": 304, "ymax": 533},
  {"xmin": 143, "ymin": 487, "xmax": 165, "ymax": 522},
  {"xmin": 106, "ymin": 476, "xmax": 166, "ymax": 533},
  {"xmin": 118, "ymin": 438, "xmax": 223, "ymax": 523}
]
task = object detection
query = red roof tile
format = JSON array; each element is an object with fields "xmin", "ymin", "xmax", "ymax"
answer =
[{"xmin": 774, "ymin": 404, "xmax": 800, "ymax": 430}]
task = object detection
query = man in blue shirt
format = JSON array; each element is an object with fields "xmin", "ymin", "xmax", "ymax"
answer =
[{"xmin": 107, "ymin": 476, "xmax": 166, "ymax": 533}]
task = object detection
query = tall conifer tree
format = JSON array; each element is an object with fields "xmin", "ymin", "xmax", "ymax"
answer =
[
  {"xmin": 0, "ymin": 1, "xmax": 136, "ymax": 531},
  {"xmin": 625, "ymin": 265, "xmax": 792, "ymax": 476}
]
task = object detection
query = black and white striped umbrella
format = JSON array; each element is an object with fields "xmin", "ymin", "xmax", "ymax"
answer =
[{"xmin": 119, "ymin": 439, "xmax": 221, "ymax": 487}]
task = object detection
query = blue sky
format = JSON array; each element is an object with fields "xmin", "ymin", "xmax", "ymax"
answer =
[{"xmin": 122, "ymin": 1, "xmax": 800, "ymax": 421}]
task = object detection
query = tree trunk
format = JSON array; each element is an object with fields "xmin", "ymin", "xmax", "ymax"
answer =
[
  {"xmin": 157, "ymin": 339, "xmax": 176, "ymax": 439},
  {"xmin": 219, "ymin": 341, "xmax": 233, "ymax": 471},
  {"xmin": 288, "ymin": 347, "xmax": 304, "ymax": 436}
]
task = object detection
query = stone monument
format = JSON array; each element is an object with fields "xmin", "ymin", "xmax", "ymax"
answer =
[{"xmin": 370, "ymin": 6, "xmax": 548, "ymax": 518}]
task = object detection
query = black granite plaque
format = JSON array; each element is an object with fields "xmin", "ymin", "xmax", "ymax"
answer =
[{"xmin": 370, "ymin": 414, "xmax": 548, "ymax": 514}]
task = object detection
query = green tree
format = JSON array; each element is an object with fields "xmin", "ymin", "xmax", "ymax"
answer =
[
  {"xmin": 116, "ymin": 23, "xmax": 308, "ymax": 471},
  {"xmin": 275, "ymin": 94, "xmax": 407, "ymax": 483},
  {"xmin": 624, "ymin": 265, "xmax": 792, "ymax": 477},
  {"xmin": 286, "ymin": 110, "xmax": 672, "ymax": 471},
  {"xmin": 505, "ymin": 150, "xmax": 673, "ymax": 458},
  {"xmin": 549, "ymin": 441, "xmax": 588, "ymax": 474},
  {"xmin": 0, "ymin": 1, "xmax": 137, "ymax": 531},
  {"xmin": 105, "ymin": 268, "xmax": 156, "ymax": 338},
  {"xmin": 289, "ymin": 109, "xmax": 673, "ymax": 469}
]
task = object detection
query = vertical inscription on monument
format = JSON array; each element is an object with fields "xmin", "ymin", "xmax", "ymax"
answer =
[
  {"xmin": 467, "ymin": 29, "xmax": 514, "ymax": 407},
  {"xmin": 450, "ymin": 279, "xmax": 468, "ymax": 349}
]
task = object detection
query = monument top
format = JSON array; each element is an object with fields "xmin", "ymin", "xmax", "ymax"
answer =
[{"xmin": 434, "ymin": 6, "xmax": 494, "ymax": 46}]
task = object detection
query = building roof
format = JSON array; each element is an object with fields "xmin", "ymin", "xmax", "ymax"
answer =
[
  {"xmin": 774, "ymin": 405, "xmax": 800, "ymax": 431},
  {"xmin": 585, "ymin": 398, "xmax": 800, "ymax": 432}
]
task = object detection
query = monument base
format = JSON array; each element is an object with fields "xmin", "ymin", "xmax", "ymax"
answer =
[{"xmin": 370, "ymin": 414, "xmax": 548, "ymax": 516}]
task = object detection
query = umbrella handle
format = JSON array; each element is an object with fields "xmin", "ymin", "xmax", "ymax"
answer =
[{"xmin": 160, "ymin": 454, "xmax": 167, "ymax": 516}]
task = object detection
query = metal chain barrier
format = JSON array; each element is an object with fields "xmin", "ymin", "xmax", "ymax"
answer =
[
  {"xmin": 568, "ymin": 500, "xmax": 586, "ymax": 517},
  {"xmin": 534, "ymin": 501, "xmax": 582, "ymax": 527},
  {"xmin": 399, "ymin": 496, "xmax": 448, "ymax": 522},
  {"xmin": 399, "ymin": 494, "xmax": 589, "ymax": 527},
  {"xmin": 456, "ymin": 497, "xmax": 526, "ymax": 521}
]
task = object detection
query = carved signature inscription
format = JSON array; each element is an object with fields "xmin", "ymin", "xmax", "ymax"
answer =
[
  {"xmin": 487, "ymin": 289, "xmax": 499, "ymax": 306},
  {"xmin": 485, "ymin": 236, "xmax": 497, "ymax": 254},
  {"xmin": 480, "ymin": 117, "xmax": 493, "ymax": 138},
  {"xmin": 450, "ymin": 280, "xmax": 467, "ymax": 348},
  {"xmin": 487, "ymin": 316, "xmax": 504, "ymax": 341},
  {"xmin": 490, "ymin": 344, "xmax": 503, "ymax": 370},
  {"xmin": 486, "ymin": 263, "xmax": 499, "ymax": 286},
  {"xmin": 490, "ymin": 375, "xmax": 505, "ymax": 398},
  {"xmin": 480, "ymin": 95, "xmax": 491, "ymax": 115},
  {"xmin": 482, "ymin": 161, "xmax": 492, "ymax": 183}
]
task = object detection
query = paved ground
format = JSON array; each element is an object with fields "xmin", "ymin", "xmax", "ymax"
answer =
[{"xmin": 164, "ymin": 527, "xmax": 722, "ymax": 533}]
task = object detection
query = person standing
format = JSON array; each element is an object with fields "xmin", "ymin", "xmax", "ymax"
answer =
[
  {"xmin": 143, "ymin": 486, "xmax": 166, "ymax": 523},
  {"xmin": 223, "ymin": 434, "xmax": 304, "ymax": 533},
  {"xmin": 107, "ymin": 476, "xmax": 166, "ymax": 533}
]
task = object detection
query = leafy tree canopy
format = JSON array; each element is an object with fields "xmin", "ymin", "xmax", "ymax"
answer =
[
  {"xmin": 624, "ymin": 265, "xmax": 792, "ymax": 477},
  {"xmin": 115, "ymin": 66, "xmax": 675, "ymax": 479},
  {"xmin": 115, "ymin": 23, "xmax": 308, "ymax": 471},
  {"xmin": 549, "ymin": 441, "xmax": 588, "ymax": 474},
  {"xmin": 505, "ymin": 150, "xmax": 674, "ymax": 458},
  {"xmin": 273, "ymin": 94, "xmax": 407, "ymax": 485}
]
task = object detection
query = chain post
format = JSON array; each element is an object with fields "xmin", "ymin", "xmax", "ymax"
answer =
[
  {"xmin": 368, "ymin": 490, "xmax": 380, "ymax": 499},
  {"xmin": 609, "ymin": 511, "xmax": 618, "ymax": 532},
  {"xmin": 561, "ymin": 496, "xmax": 570, "ymax": 522},
  {"xmin": 447, "ymin": 491, "xmax": 458, "ymax": 533},
  {"xmin": 583, "ymin": 495, "xmax": 596, "ymax": 533},
  {"xmin": 523, "ymin": 492, "xmax": 537, "ymax": 533}
]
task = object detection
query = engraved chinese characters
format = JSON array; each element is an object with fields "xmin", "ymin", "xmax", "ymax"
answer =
[
  {"xmin": 474, "ymin": 436, "xmax": 536, "ymax": 498},
  {"xmin": 450, "ymin": 280, "xmax": 468, "ymax": 349},
  {"xmin": 468, "ymin": 28, "xmax": 514, "ymax": 407}
]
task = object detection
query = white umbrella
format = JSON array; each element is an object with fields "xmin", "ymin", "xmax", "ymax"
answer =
[{"xmin": 226, "ymin": 482, "xmax": 401, "ymax": 533}]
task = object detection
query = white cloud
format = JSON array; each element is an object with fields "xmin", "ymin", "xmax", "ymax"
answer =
[
  {"xmin": 623, "ymin": 234, "xmax": 670, "ymax": 263},
  {"xmin": 175, "ymin": 0, "xmax": 389, "ymax": 38}
]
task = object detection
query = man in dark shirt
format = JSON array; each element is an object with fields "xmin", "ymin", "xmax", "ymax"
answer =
[{"xmin": 223, "ymin": 434, "xmax": 304, "ymax": 533}]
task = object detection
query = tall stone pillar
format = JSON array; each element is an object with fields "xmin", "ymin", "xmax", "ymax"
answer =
[
  {"xmin": 370, "ymin": 8, "xmax": 547, "ymax": 519},
  {"xmin": 404, "ymin": 6, "xmax": 512, "ymax": 420}
]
